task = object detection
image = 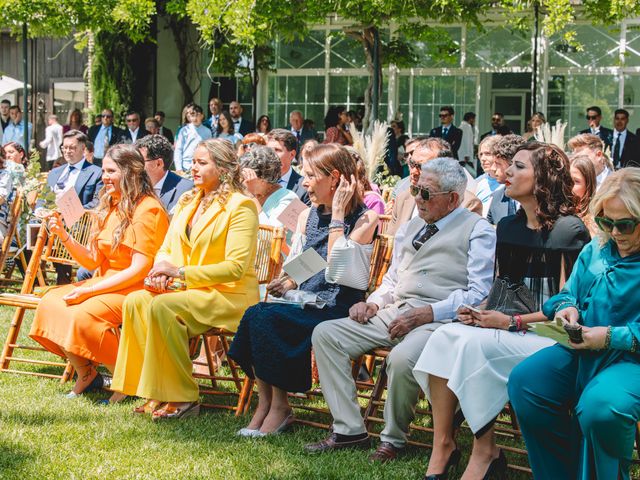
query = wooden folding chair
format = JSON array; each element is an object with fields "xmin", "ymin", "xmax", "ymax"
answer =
[
  {"xmin": 0, "ymin": 212, "xmax": 95, "ymax": 382},
  {"xmin": 195, "ymin": 225, "xmax": 286, "ymax": 415},
  {"xmin": 0, "ymin": 191, "xmax": 31, "ymax": 286},
  {"xmin": 290, "ymin": 234, "xmax": 395, "ymax": 429},
  {"xmin": 378, "ymin": 214, "xmax": 392, "ymax": 236}
]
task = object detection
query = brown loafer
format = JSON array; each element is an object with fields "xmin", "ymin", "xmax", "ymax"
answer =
[
  {"xmin": 304, "ymin": 433, "xmax": 370, "ymax": 453},
  {"xmin": 369, "ymin": 441, "xmax": 404, "ymax": 463}
]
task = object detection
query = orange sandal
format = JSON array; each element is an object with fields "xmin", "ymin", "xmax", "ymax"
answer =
[
  {"xmin": 133, "ymin": 399, "xmax": 164, "ymax": 415},
  {"xmin": 151, "ymin": 402, "xmax": 200, "ymax": 421}
]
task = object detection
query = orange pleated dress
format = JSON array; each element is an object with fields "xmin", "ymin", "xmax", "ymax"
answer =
[{"xmin": 29, "ymin": 196, "xmax": 169, "ymax": 366}]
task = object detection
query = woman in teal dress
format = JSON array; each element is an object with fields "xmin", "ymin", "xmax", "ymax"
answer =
[{"xmin": 508, "ymin": 168, "xmax": 640, "ymax": 480}]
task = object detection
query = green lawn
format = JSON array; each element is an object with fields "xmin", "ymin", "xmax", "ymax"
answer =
[{"xmin": 0, "ymin": 306, "xmax": 636, "ymax": 479}]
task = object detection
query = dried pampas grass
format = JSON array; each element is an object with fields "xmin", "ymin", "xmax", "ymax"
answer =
[{"xmin": 349, "ymin": 121, "xmax": 389, "ymax": 181}]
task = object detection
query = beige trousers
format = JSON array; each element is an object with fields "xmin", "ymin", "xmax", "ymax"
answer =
[{"xmin": 312, "ymin": 312, "xmax": 436, "ymax": 448}]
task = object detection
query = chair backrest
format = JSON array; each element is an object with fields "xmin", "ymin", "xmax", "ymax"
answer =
[
  {"xmin": 367, "ymin": 234, "xmax": 394, "ymax": 293},
  {"xmin": 378, "ymin": 214, "xmax": 392, "ymax": 235},
  {"xmin": 44, "ymin": 212, "xmax": 93, "ymax": 266},
  {"xmin": 0, "ymin": 190, "xmax": 24, "ymax": 268},
  {"xmin": 255, "ymin": 225, "xmax": 286, "ymax": 285}
]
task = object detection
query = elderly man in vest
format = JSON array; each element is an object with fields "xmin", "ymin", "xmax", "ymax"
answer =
[{"xmin": 305, "ymin": 159, "xmax": 496, "ymax": 461}]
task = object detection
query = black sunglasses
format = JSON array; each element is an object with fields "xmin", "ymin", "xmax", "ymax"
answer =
[
  {"xmin": 403, "ymin": 150, "xmax": 415, "ymax": 160},
  {"xmin": 408, "ymin": 159, "xmax": 421, "ymax": 170},
  {"xmin": 586, "ymin": 115, "xmax": 598, "ymax": 120},
  {"xmin": 595, "ymin": 216, "xmax": 640, "ymax": 235},
  {"xmin": 410, "ymin": 185, "xmax": 451, "ymax": 201}
]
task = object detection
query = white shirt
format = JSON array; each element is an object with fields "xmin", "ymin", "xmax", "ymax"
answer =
[
  {"xmin": 39, "ymin": 123, "xmax": 63, "ymax": 161},
  {"xmin": 153, "ymin": 171, "xmax": 169, "ymax": 196},
  {"xmin": 596, "ymin": 166, "xmax": 612, "ymax": 190},
  {"xmin": 232, "ymin": 118, "xmax": 241, "ymax": 134},
  {"xmin": 129, "ymin": 127, "xmax": 140, "ymax": 143},
  {"xmin": 458, "ymin": 121, "xmax": 475, "ymax": 164},
  {"xmin": 367, "ymin": 208, "xmax": 497, "ymax": 321},
  {"xmin": 54, "ymin": 159, "xmax": 85, "ymax": 194}
]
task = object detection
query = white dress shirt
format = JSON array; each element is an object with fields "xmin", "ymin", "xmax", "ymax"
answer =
[
  {"xmin": 367, "ymin": 207, "xmax": 497, "ymax": 321},
  {"xmin": 279, "ymin": 167, "xmax": 293, "ymax": 188},
  {"xmin": 54, "ymin": 159, "xmax": 85, "ymax": 194},
  {"xmin": 129, "ymin": 127, "xmax": 140, "ymax": 143},
  {"xmin": 596, "ymin": 166, "xmax": 612, "ymax": 190},
  {"xmin": 153, "ymin": 171, "xmax": 169, "ymax": 196}
]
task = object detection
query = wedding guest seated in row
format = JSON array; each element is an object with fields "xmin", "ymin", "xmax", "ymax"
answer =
[
  {"xmin": 305, "ymin": 159, "xmax": 496, "ymax": 461},
  {"xmin": 240, "ymin": 145, "xmax": 300, "ymax": 247},
  {"xmin": 110, "ymin": 139, "xmax": 260, "ymax": 417},
  {"xmin": 486, "ymin": 134, "xmax": 526, "ymax": 226},
  {"xmin": 215, "ymin": 110, "xmax": 244, "ymax": 147},
  {"xmin": 570, "ymin": 155, "xmax": 598, "ymax": 236},
  {"xmin": 388, "ymin": 137, "xmax": 482, "ymax": 236},
  {"xmin": 267, "ymin": 129, "xmax": 310, "ymax": 205},
  {"xmin": 413, "ymin": 143, "xmax": 590, "ymax": 479},
  {"xmin": 509, "ymin": 168, "xmax": 640, "ymax": 480},
  {"xmin": 228, "ymin": 143, "xmax": 378, "ymax": 437},
  {"xmin": 0, "ymin": 148, "xmax": 14, "ymax": 244},
  {"xmin": 473, "ymin": 135, "xmax": 502, "ymax": 217},
  {"xmin": 29, "ymin": 144, "xmax": 169, "ymax": 397},
  {"xmin": 237, "ymin": 132, "xmax": 266, "ymax": 157},
  {"xmin": 567, "ymin": 133, "xmax": 613, "ymax": 190}
]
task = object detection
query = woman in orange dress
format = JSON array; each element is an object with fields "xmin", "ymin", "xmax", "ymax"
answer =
[{"xmin": 29, "ymin": 144, "xmax": 169, "ymax": 398}]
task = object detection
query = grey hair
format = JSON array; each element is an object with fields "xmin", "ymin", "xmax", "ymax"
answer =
[
  {"xmin": 239, "ymin": 145, "xmax": 282, "ymax": 184},
  {"xmin": 421, "ymin": 158, "xmax": 468, "ymax": 201}
]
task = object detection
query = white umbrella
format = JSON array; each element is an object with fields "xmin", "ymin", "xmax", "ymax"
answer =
[{"xmin": 0, "ymin": 74, "xmax": 30, "ymax": 97}]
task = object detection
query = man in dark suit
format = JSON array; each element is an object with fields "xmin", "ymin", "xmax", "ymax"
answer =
[
  {"xmin": 154, "ymin": 111, "xmax": 174, "ymax": 144},
  {"xmin": 579, "ymin": 106, "xmax": 613, "ymax": 150},
  {"xmin": 480, "ymin": 112, "xmax": 511, "ymax": 141},
  {"xmin": 288, "ymin": 110, "xmax": 317, "ymax": 156},
  {"xmin": 135, "ymin": 135, "xmax": 194, "ymax": 213},
  {"xmin": 87, "ymin": 108, "xmax": 126, "ymax": 166},
  {"xmin": 123, "ymin": 111, "xmax": 150, "ymax": 143},
  {"xmin": 266, "ymin": 129, "xmax": 310, "ymax": 206},
  {"xmin": 229, "ymin": 101, "xmax": 255, "ymax": 136},
  {"xmin": 611, "ymin": 108, "xmax": 640, "ymax": 168},
  {"xmin": 429, "ymin": 106, "xmax": 463, "ymax": 159},
  {"xmin": 46, "ymin": 130, "xmax": 103, "ymax": 284}
]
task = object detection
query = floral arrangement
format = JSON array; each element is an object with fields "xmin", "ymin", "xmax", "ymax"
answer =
[
  {"xmin": 19, "ymin": 151, "xmax": 56, "ymax": 225},
  {"xmin": 350, "ymin": 120, "xmax": 400, "ymax": 189},
  {"xmin": 534, "ymin": 120, "xmax": 568, "ymax": 151}
]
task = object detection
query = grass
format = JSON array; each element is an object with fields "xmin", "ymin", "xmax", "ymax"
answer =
[{"xmin": 0, "ymin": 305, "xmax": 636, "ymax": 480}]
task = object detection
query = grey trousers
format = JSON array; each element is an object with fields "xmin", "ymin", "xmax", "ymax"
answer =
[{"xmin": 312, "ymin": 314, "xmax": 435, "ymax": 448}]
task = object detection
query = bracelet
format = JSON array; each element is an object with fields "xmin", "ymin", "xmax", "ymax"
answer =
[
  {"xmin": 604, "ymin": 326, "xmax": 612, "ymax": 350},
  {"xmin": 328, "ymin": 220, "xmax": 346, "ymax": 230},
  {"xmin": 631, "ymin": 336, "xmax": 639, "ymax": 353},
  {"xmin": 515, "ymin": 314, "xmax": 523, "ymax": 331},
  {"xmin": 61, "ymin": 232, "xmax": 71, "ymax": 243}
]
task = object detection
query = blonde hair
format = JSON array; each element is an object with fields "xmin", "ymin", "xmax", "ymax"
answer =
[
  {"xmin": 92, "ymin": 144, "xmax": 158, "ymax": 251},
  {"xmin": 590, "ymin": 167, "xmax": 640, "ymax": 245},
  {"xmin": 179, "ymin": 138, "xmax": 244, "ymax": 210}
]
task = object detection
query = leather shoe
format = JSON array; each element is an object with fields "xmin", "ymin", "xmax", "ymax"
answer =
[
  {"xmin": 369, "ymin": 441, "xmax": 404, "ymax": 463},
  {"xmin": 304, "ymin": 433, "xmax": 370, "ymax": 453}
]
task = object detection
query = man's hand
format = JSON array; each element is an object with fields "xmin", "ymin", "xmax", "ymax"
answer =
[
  {"xmin": 349, "ymin": 302, "xmax": 379, "ymax": 324},
  {"xmin": 388, "ymin": 306, "xmax": 433, "ymax": 340}
]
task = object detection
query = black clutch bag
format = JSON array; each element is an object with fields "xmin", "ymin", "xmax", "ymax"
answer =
[{"xmin": 485, "ymin": 276, "xmax": 536, "ymax": 316}]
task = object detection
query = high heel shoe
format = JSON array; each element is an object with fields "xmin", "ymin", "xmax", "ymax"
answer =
[
  {"xmin": 254, "ymin": 413, "xmax": 295, "ymax": 437},
  {"xmin": 483, "ymin": 449, "xmax": 507, "ymax": 480},
  {"xmin": 423, "ymin": 448, "xmax": 462, "ymax": 480}
]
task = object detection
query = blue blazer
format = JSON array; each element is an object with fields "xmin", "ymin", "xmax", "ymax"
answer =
[
  {"xmin": 47, "ymin": 160, "xmax": 103, "ymax": 209},
  {"xmin": 429, "ymin": 124, "xmax": 463, "ymax": 159},
  {"xmin": 286, "ymin": 168, "xmax": 311, "ymax": 206},
  {"xmin": 159, "ymin": 171, "xmax": 194, "ymax": 212}
]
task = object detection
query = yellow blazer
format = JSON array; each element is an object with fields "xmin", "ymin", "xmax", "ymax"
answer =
[{"xmin": 155, "ymin": 190, "xmax": 260, "ymax": 329}]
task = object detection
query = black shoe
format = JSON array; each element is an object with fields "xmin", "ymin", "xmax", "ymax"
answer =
[
  {"xmin": 424, "ymin": 448, "xmax": 461, "ymax": 480},
  {"xmin": 304, "ymin": 432, "xmax": 370, "ymax": 453},
  {"xmin": 483, "ymin": 449, "xmax": 507, "ymax": 480}
]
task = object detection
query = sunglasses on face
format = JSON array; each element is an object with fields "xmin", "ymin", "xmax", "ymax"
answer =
[
  {"xmin": 586, "ymin": 115, "xmax": 598, "ymax": 120},
  {"xmin": 410, "ymin": 185, "xmax": 451, "ymax": 201},
  {"xmin": 408, "ymin": 159, "xmax": 422, "ymax": 170},
  {"xmin": 403, "ymin": 150, "xmax": 415, "ymax": 160},
  {"xmin": 439, "ymin": 113, "xmax": 450, "ymax": 118},
  {"xmin": 595, "ymin": 216, "xmax": 640, "ymax": 235}
]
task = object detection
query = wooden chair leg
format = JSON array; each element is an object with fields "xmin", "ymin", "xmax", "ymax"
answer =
[
  {"xmin": 236, "ymin": 377, "xmax": 255, "ymax": 416},
  {"xmin": 0, "ymin": 307, "xmax": 27, "ymax": 371},
  {"xmin": 363, "ymin": 358, "xmax": 389, "ymax": 431},
  {"xmin": 202, "ymin": 335, "xmax": 218, "ymax": 389}
]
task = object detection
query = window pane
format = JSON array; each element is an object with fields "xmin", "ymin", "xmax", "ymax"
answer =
[
  {"xmin": 329, "ymin": 32, "xmax": 367, "ymax": 69},
  {"xmin": 625, "ymin": 25, "xmax": 640, "ymax": 67},
  {"xmin": 412, "ymin": 27, "xmax": 462, "ymax": 68},
  {"xmin": 548, "ymin": 25, "xmax": 621, "ymax": 68},
  {"xmin": 275, "ymin": 31, "xmax": 326, "ymax": 69},
  {"xmin": 466, "ymin": 25, "xmax": 532, "ymax": 68}
]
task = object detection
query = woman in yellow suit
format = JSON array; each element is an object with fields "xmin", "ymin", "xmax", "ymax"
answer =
[{"xmin": 110, "ymin": 138, "xmax": 260, "ymax": 419}]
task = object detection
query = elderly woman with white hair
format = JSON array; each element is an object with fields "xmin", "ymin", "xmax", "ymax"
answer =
[
  {"xmin": 240, "ymin": 145, "xmax": 301, "ymax": 242},
  {"xmin": 509, "ymin": 168, "xmax": 640, "ymax": 480},
  {"xmin": 413, "ymin": 142, "xmax": 590, "ymax": 479}
]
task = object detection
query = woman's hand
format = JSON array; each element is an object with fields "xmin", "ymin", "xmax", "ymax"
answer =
[
  {"xmin": 267, "ymin": 277, "xmax": 296, "ymax": 298},
  {"xmin": 62, "ymin": 286, "xmax": 93, "ymax": 305},
  {"xmin": 242, "ymin": 167, "xmax": 259, "ymax": 189},
  {"xmin": 331, "ymin": 174, "xmax": 357, "ymax": 219},
  {"xmin": 148, "ymin": 260, "xmax": 179, "ymax": 279},
  {"xmin": 470, "ymin": 309, "xmax": 511, "ymax": 330},
  {"xmin": 555, "ymin": 306, "xmax": 579, "ymax": 325},
  {"xmin": 570, "ymin": 326, "xmax": 608, "ymax": 350},
  {"xmin": 47, "ymin": 213, "xmax": 67, "ymax": 239},
  {"xmin": 456, "ymin": 305, "xmax": 476, "ymax": 325}
]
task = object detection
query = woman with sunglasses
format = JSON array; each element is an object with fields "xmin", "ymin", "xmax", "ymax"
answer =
[
  {"xmin": 413, "ymin": 142, "xmax": 590, "ymax": 479},
  {"xmin": 509, "ymin": 168, "xmax": 640, "ymax": 480}
]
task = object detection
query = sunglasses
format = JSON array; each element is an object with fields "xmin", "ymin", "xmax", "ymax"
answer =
[
  {"xmin": 126, "ymin": 118, "xmax": 138, "ymax": 122},
  {"xmin": 595, "ymin": 216, "xmax": 640, "ymax": 235},
  {"xmin": 102, "ymin": 114, "xmax": 113, "ymax": 118},
  {"xmin": 439, "ymin": 113, "xmax": 450, "ymax": 118},
  {"xmin": 403, "ymin": 150, "xmax": 415, "ymax": 160},
  {"xmin": 410, "ymin": 185, "xmax": 451, "ymax": 201},
  {"xmin": 586, "ymin": 115, "xmax": 598, "ymax": 120},
  {"xmin": 408, "ymin": 159, "xmax": 422, "ymax": 170}
]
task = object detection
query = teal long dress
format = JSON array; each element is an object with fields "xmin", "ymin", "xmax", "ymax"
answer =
[{"xmin": 509, "ymin": 238, "xmax": 640, "ymax": 480}]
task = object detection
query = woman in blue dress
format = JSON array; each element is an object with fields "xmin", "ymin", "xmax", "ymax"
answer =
[
  {"xmin": 228, "ymin": 144, "xmax": 378, "ymax": 437},
  {"xmin": 509, "ymin": 168, "xmax": 640, "ymax": 480}
]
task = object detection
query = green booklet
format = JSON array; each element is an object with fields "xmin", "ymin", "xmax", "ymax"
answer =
[{"xmin": 529, "ymin": 320, "xmax": 572, "ymax": 348}]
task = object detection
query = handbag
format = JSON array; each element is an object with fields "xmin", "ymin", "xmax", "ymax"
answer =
[{"xmin": 485, "ymin": 276, "xmax": 536, "ymax": 316}]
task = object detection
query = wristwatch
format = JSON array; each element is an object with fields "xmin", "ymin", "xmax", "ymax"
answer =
[{"xmin": 177, "ymin": 266, "xmax": 186, "ymax": 281}]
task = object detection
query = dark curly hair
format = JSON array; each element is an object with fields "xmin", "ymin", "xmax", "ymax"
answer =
[
  {"xmin": 514, "ymin": 141, "xmax": 576, "ymax": 231},
  {"xmin": 492, "ymin": 134, "xmax": 526, "ymax": 163}
]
